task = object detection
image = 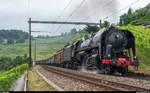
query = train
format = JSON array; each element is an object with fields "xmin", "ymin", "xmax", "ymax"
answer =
[{"xmin": 36, "ymin": 27, "xmax": 139, "ymax": 75}]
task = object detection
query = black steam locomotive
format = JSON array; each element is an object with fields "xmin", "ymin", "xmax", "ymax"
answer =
[{"xmin": 36, "ymin": 27, "xmax": 139, "ymax": 75}]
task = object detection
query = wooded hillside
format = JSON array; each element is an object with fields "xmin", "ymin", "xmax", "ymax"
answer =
[
  {"xmin": 0, "ymin": 30, "xmax": 29, "ymax": 44},
  {"xmin": 119, "ymin": 3, "xmax": 150, "ymax": 26}
]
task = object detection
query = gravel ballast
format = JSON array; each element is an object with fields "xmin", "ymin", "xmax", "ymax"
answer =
[
  {"xmin": 37, "ymin": 66, "xmax": 108, "ymax": 91},
  {"xmin": 37, "ymin": 66, "xmax": 150, "ymax": 91}
]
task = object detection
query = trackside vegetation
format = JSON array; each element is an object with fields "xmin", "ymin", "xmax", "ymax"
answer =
[
  {"xmin": 0, "ymin": 64, "xmax": 28, "ymax": 91},
  {"xmin": 0, "ymin": 55, "xmax": 29, "ymax": 71},
  {"xmin": 118, "ymin": 25, "xmax": 150, "ymax": 71}
]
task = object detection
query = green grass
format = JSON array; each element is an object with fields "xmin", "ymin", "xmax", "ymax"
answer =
[{"xmin": 0, "ymin": 43, "xmax": 28, "ymax": 58}]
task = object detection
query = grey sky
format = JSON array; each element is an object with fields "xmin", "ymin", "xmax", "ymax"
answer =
[{"xmin": 0, "ymin": 0, "xmax": 149, "ymax": 36}]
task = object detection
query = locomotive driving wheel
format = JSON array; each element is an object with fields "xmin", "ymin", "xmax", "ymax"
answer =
[
  {"xmin": 103, "ymin": 64, "xmax": 113, "ymax": 74},
  {"xmin": 82, "ymin": 56, "xmax": 99, "ymax": 71}
]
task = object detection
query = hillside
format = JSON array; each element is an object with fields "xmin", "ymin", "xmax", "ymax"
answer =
[
  {"xmin": 119, "ymin": 3, "xmax": 150, "ymax": 26},
  {"xmin": 0, "ymin": 32, "xmax": 86, "ymax": 59},
  {"xmin": 0, "ymin": 30, "xmax": 29, "ymax": 44}
]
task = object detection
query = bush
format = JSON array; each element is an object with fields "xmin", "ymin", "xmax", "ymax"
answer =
[
  {"xmin": 0, "ymin": 64, "xmax": 28, "ymax": 91},
  {"xmin": 0, "ymin": 55, "xmax": 29, "ymax": 71}
]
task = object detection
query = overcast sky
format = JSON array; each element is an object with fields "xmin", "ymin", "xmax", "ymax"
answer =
[{"xmin": 0, "ymin": 0, "xmax": 149, "ymax": 36}]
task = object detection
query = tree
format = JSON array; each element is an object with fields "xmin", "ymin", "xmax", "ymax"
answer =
[
  {"xmin": 128, "ymin": 8, "xmax": 132, "ymax": 16},
  {"xmin": 7, "ymin": 38, "xmax": 14, "ymax": 44},
  {"xmin": 119, "ymin": 3, "xmax": 150, "ymax": 26},
  {"xmin": 83, "ymin": 25, "xmax": 100, "ymax": 34},
  {"xmin": 64, "ymin": 32, "xmax": 68, "ymax": 36},
  {"xmin": 17, "ymin": 38, "xmax": 25, "ymax": 43},
  {"xmin": 61, "ymin": 33, "xmax": 64, "ymax": 37},
  {"xmin": 102, "ymin": 21, "xmax": 110, "ymax": 28},
  {"xmin": 0, "ymin": 55, "xmax": 29, "ymax": 71},
  {"xmin": 70, "ymin": 28, "xmax": 77, "ymax": 35},
  {"xmin": 0, "ymin": 29, "xmax": 29, "ymax": 44}
]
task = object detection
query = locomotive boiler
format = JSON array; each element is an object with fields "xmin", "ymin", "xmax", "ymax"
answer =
[{"xmin": 36, "ymin": 27, "xmax": 139, "ymax": 75}]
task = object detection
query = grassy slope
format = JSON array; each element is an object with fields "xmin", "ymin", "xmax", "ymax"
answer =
[
  {"xmin": 0, "ymin": 33, "xmax": 83, "ymax": 60},
  {"xmin": 28, "ymin": 66, "xmax": 56, "ymax": 91}
]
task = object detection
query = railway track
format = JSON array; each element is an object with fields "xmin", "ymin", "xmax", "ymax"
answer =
[
  {"xmin": 106, "ymin": 71, "xmax": 150, "ymax": 81},
  {"xmin": 41, "ymin": 65, "xmax": 150, "ymax": 91}
]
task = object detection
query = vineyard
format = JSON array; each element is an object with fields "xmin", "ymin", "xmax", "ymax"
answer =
[
  {"xmin": 0, "ymin": 64, "xmax": 28, "ymax": 91},
  {"xmin": 118, "ymin": 25, "xmax": 150, "ymax": 71}
]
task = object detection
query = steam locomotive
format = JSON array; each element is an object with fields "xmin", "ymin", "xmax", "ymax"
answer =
[{"xmin": 36, "ymin": 27, "xmax": 139, "ymax": 75}]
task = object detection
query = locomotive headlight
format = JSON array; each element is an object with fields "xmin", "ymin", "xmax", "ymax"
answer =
[
  {"xmin": 115, "ymin": 34, "xmax": 120, "ymax": 39},
  {"xmin": 108, "ymin": 54, "xmax": 111, "ymax": 57}
]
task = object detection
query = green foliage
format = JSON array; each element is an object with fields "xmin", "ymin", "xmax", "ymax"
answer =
[
  {"xmin": 101, "ymin": 21, "xmax": 110, "ymax": 28},
  {"xmin": 72, "ymin": 39, "xmax": 78, "ymax": 44},
  {"xmin": 0, "ymin": 55, "xmax": 29, "ymax": 71},
  {"xmin": 84, "ymin": 25, "xmax": 100, "ymax": 34},
  {"xmin": 118, "ymin": 25, "xmax": 150, "ymax": 71},
  {"xmin": 33, "ymin": 33, "xmax": 86, "ymax": 59},
  {"xmin": 119, "ymin": 3, "xmax": 150, "ymax": 26},
  {"xmin": 0, "ymin": 29, "xmax": 29, "ymax": 44},
  {"xmin": 78, "ymin": 29, "xmax": 88, "ymax": 34},
  {"xmin": 7, "ymin": 38, "xmax": 14, "ymax": 44},
  {"xmin": 128, "ymin": 8, "xmax": 132, "ymax": 16},
  {"xmin": 64, "ymin": 43, "xmax": 70, "ymax": 47},
  {"xmin": 69, "ymin": 28, "xmax": 77, "ymax": 35},
  {"xmin": 0, "ymin": 64, "xmax": 28, "ymax": 91}
]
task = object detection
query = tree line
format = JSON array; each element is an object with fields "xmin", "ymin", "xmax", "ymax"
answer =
[
  {"xmin": 119, "ymin": 3, "xmax": 150, "ymax": 26},
  {"xmin": 0, "ymin": 29, "xmax": 29, "ymax": 44},
  {"xmin": 0, "ymin": 54, "xmax": 29, "ymax": 71}
]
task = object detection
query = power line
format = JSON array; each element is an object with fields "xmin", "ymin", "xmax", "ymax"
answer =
[
  {"xmin": 51, "ymin": 0, "xmax": 73, "ymax": 35},
  {"xmin": 54, "ymin": 0, "xmax": 86, "ymax": 35},
  {"xmin": 57, "ymin": 0, "xmax": 73, "ymax": 19},
  {"xmin": 27, "ymin": 0, "xmax": 31, "ymax": 18},
  {"xmin": 103, "ymin": 0, "xmax": 140, "ymax": 20},
  {"xmin": 83, "ymin": 0, "xmax": 113, "ymax": 20},
  {"xmin": 66, "ymin": 0, "xmax": 86, "ymax": 21}
]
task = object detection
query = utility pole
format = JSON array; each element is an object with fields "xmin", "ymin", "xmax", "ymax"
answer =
[
  {"xmin": 29, "ymin": 18, "xmax": 32, "ymax": 68},
  {"xmin": 34, "ymin": 39, "xmax": 36, "ymax": 61}
]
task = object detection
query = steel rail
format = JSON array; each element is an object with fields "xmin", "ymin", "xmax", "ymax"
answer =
[
  {"xmin": 41, "ymin": 66, "xmax": 150, "ymax": 91},
  {"xmin": 42, "ymin": 66, "xmax": 123, "ymax": 91}
]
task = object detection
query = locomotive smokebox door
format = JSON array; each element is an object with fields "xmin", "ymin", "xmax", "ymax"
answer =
[{"xmin": 105, "ymin": 28, "xmax": 128, "ymax": 53}]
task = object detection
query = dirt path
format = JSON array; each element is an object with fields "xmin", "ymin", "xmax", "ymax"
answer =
[{"xmin": 11, "ymin": 74, "xmax": 25, "ymax": 91}]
